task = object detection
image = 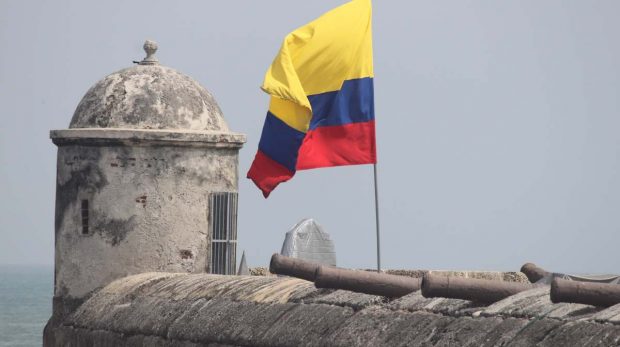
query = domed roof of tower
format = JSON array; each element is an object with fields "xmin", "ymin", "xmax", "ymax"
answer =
[{"xmin": 69, "ymin": 40, "xmax": 229, "ymax": 131}]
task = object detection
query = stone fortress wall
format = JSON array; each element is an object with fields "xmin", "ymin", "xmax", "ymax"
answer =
[{"xmin": 46, "ymin": 272, "xmax": 620, "ymax": 346}]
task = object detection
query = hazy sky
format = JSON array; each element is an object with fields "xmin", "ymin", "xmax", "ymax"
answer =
[{"xmin": 1, "ymin": 0, "xmax": 619, "ymax": 273}]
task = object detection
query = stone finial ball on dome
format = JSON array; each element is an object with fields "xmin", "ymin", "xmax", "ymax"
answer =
[
  {"xmin": 69, "ymin": 40, "xmax": 229, "ymax": 132},
  {"xmin": 140, "ymin": 40, "xmax": 159, "ymax": 65}
]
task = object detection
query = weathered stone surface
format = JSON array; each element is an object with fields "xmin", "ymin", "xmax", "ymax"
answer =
[
  {"xmin": 328, "ymin": 309, "xmax": 451, "ymax": 346},
  {"xmin": 168, "ymin": 299, "xmax": 307, "ymax": 345},
  {"xmin": 387, "ymin": 291, "xmax": 481, "ymax": 317},
  {"xmin": 482, "ymin": 286, "xmax": 551, "ymax": 317},
  {"xmin": 385, "ymin": 269, "xmax": 426, "ymax": 278},
  {"xmin": 70, "ymin": 64, "xmax": 228, "ymax": 131},
  {"xmin": 504, "ymin": 318, "xmax": 564, "ymax": 346},
  {"xmin": 386, "ymin": 291, "xmax": 433, "ymax": 311},
  {"xmin": 248, "ymin": 267, "xmax": 272, "ymax": 276},
  {"xmin": 45, "ymin": 273, "xmax": 620, "ymax": 346},
  {"xmin": 479, "ymin": 317, "xmax": 529, "ymax": 347},
  {"xmin": 49, "ymin": 324, "xmax": 240, "ymax": 347},
  {"xmin": 429, "ymin": 315, "xmax": 505, "ymax": 346},
  {"xmin": 300, "ymin": 289, "xmax": 385, "ymax": 310},
  {"xmin": 589, "ymin": 303, "xmax": 620, "ymax": 324},
  {"xmin": 538, "ymin": 321, "xmax": 620, "ymax": 347},
  {"xmin": 421, "ymin": 297, "xmax": 484, "ymax": 317},
  {"xmin": 48, "ymin": 44, "xmax": 246, "ymax": 336},
  {"xmin": 259, "ymin": 303, "xmax": 354, "ymax": 346},
  {"xmin": 52, "ymin": 141, "xmax": 241, "ymax": 300},
  {"xmin": 544, "ymin": 302, "xmax": 602, "ymax": 320},
  {"xmin": 51, "ymin": 129, "xmax": 245, "ymax": 148}
]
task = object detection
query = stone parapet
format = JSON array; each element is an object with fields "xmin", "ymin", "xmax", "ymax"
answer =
[{"xmin": 44, "ymin": 273, "xmax": 620, "ymax": 347}]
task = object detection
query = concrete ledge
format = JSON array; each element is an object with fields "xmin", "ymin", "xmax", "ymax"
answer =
[{"xmin": 50, "ymin": 128, "xmax": 246, "ymax": 148}]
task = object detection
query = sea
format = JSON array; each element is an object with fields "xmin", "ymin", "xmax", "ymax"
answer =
[{"xmin": 0, "ymin": 265, "xmax": 53, "ymax": 347}]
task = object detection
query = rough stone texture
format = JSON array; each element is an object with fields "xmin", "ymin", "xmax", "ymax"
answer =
[
  {"xmin": 70, "ymin": 64, "xmax": 228, "ymax": 131},
  {"xmin": 592, "ymin": 303, "xmax": 620, "ymax": 324},
  {"xmin": 52, "ymin": 138, "xmax": 242, "ymax": 300},
  {"xmin": 50, "ymin": 129, "xmax": 245, "ymax": 148},
  {"xmin": 248, "ymin": 267, "xmax": 273, "ymax": 276},
  {"xmin": 298, "ymin": 289, "xmax": 386, "ymax": 310},
  {"xmin": 49, "ymin": 55, "xmax": 246, "ymax": 332},
  {"xmin": 385, "ymin": 269, "xmax": 426, "ymax": 278},
  {"xmin": 388, "ymin": 292, "xmax": 484, "ymax": 317},
  {"xmin": 45, "ymin": 273, "xmax": 620, "ymax": 346}
]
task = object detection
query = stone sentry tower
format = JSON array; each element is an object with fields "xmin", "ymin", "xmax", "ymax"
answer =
[{"xmin": 48, "ymin": 41, "xmax": 245, "ymax": 321}]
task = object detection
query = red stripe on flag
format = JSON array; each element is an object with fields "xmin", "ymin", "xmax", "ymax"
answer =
[
  {"xmin": 296, "ymin": 120, "xmax": 376, "ymax": 170},
  {"xmin": 247, "ymin": 150, "xmax": 295, "ymax": 198}
]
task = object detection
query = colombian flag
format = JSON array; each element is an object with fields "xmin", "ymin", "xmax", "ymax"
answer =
[{"xmin": 248, "ymin": 0, "xmax": 375, "ymax": 198}]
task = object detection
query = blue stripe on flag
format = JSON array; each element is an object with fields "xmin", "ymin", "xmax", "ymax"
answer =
[
  {"xmin": 258, "ymin": 112, "xmax": 306, "ymax": 172},
  {"xmin": 308, "ymin": 77, "xmax": 374, "ymax": 130}
]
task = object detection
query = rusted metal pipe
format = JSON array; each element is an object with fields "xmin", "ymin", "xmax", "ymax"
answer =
[
  {"xmin": 421, "ymin": 273, "xmax": 536, "ymax": 304},
  {"xmin": 520, "ymin": 263, "xmax": 550, "ymax": 283},
  {"xmin": 314, "ymin": 265, "xmax": 422, "ymax": 298},
  {"xmin": 269, "ymin": 253, "xmax": 320, "ymax": 282},
  {"xmin": 550, "ymin": 277, "xmax": 620, "ymax": 307}
]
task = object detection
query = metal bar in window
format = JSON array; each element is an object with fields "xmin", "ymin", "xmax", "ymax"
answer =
[
  {"xmin": 226, "ymin": 193, "xmax": 230, "ymax": 274},
  {"xmin": 221, "ymin": 193, "xmax": 225, "ymax": 274},
  {"xmin": 220, "ymin": 193, "xmax": 225, "ymax": 274},
  {"xmin": 209, "ymin": 193, "xmax": 214, "ymax": 273},
  {"xmin": 216, "ymin": 194, "xmax": 218, "ymax": 273},
  {"xmin": 217, "ymin": 193, "xmax": 221, "ymax": 274},
  {"xmin": 81, "ymin": 200, "xmax": 89, "ymax": 234},
  {"xmin": 208, "ymin": 192, "xmax": 239, "ymax": 275},
  {"xmin": 211, "ymin": 193, "xmax": 213, "ymax": 273},
  {"xmin": 233, "ymin": 193, "xmax": 237, "ymax": 273}
]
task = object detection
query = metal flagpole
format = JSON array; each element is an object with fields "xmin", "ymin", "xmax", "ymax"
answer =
[{"xmin": 373, "ymin": 163, "xmax": 382, "ymax": 272}]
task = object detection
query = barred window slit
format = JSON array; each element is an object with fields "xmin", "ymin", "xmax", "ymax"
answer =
[
  {"xmin": 81, "ymin": 200, "xmax": 89, "ymax": 234},
  {"xmin": 209, "ymin": 192, "xmax": 238, "ymax": 275}
]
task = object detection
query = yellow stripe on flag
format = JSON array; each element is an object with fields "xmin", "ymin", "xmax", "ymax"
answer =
[
  {"xmin": 262, "ymin": 0, "xmax": 373, "ymax": 111},
  {"xmin": 268, "ymin": 96, "xmax": 312, "ymax": 133}
]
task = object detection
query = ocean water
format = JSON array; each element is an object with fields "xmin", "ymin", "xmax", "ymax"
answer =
[{"xmin": 0, "ymin": 266, "xmax": 53, "ymax": 347}]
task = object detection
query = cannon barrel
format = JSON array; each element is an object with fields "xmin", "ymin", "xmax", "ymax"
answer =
[
  {"xmin": 314, "ymin": 265, "xmax": 422, "ymax": 298},
  {"xmin": 269, "ymin": 253, "xmax": 320, "ymax": 282},
  {"xmin": 520, "ymin": 263, "xmax": 550, "ymax": 283},
  {"xmin": 421, "ymin": 273, "xmax": 536, "ymax": 304},
  {"xmin": 550, "ymin": 278, "xmax": 620, "ymax": 307}
]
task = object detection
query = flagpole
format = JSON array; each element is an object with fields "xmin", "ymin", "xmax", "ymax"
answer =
[{"xmin": 373, "ymin": 163, "xmax": 382, "ymax": 272}]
